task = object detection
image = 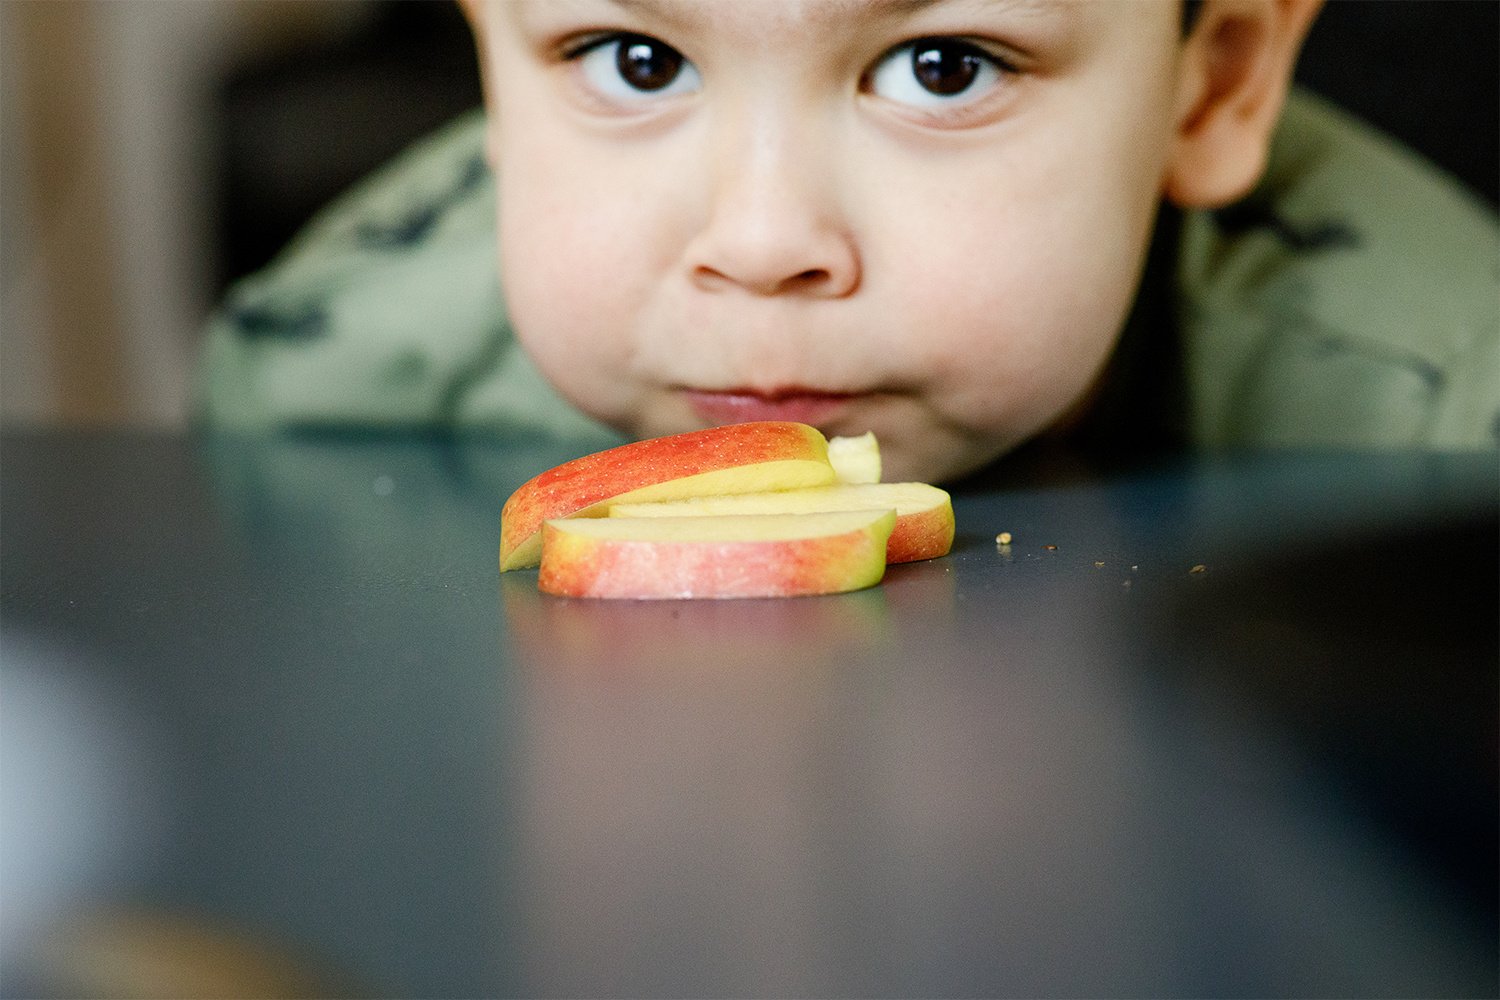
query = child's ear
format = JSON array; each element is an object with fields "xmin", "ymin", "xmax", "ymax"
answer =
[{"xmin": 1164, "ymin": 0, "xmax": 1323, "ymax": 208}]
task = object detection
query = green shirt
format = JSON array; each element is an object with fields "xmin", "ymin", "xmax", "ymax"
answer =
[{"xmin": 197, "ymin": 91, "xmax": 1500, "ymax": 460}]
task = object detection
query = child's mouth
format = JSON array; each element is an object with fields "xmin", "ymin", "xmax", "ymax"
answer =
[{"xmin": 682, "ymin": 388, "xmax": 857, "ymax": 427}]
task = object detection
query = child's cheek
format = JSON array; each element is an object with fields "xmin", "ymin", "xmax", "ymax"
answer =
[
  {"xmin": 496, "ymin": 184, "xmax": 644, "ymax": 420},
  {"xmin": 888, "ymin": 180, "xmax": 1136, "ymax": 421}
]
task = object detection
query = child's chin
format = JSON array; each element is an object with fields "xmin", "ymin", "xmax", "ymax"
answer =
[{"xmin": 884, "ymin": 433, "xmax": 1021, "ymax": 487}]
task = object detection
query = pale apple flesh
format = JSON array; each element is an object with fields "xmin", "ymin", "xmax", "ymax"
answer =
[
  {"xmin": 827, "ymin": 432, "xmax": 881, "ymax": 485},
  {"xmin": 608, "ymin": 482, "xmax": 953, "ymax": 564},
  {"xmin": 538, "ymin": 510, "xmax": 897, "ymax": 600},
  {"xmin": 500, "ymin": 422, "xmax": 835, "ymax": 571}
]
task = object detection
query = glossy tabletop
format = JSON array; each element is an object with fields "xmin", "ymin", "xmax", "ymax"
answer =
[{"xmin": 2, "ymin": 430, "xmax": 1495, "ymax": 997}]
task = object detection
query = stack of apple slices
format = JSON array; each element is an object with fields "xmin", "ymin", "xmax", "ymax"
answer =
[{"xmin": 499, "ymin": 422, "xmax": 953, "ymax": 600}]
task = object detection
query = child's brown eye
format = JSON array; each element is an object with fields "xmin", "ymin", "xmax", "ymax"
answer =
[
  {"xmin": 867, "ymin": 36, "xmax": 1009, "ymax": 114},
  {"xmin": 912, "ymin": 40, "xmax": 985, "ymax": 96},
  {"xmin": 616, "ymin": 34, "xmax": 685, "ymax": 91},
  {"xmin": 570, "ymin": 32, "xmax": 701, "ymax": 103}
]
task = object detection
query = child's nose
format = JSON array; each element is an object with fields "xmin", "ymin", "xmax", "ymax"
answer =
[{"xmin": 684, "ymin": 127, "xmax": 860, "ymax": 299}]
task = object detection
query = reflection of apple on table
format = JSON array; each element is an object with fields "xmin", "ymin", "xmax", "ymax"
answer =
[
  {"xmin": 500, "ymin": 574, "xmax": 894, "ymax": 675},
  {"xmin": 498, "ymin": 422, "xmax": 954, "ymax": 600}
]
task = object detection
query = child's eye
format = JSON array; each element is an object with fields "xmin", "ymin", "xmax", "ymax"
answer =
[
  {"xmin": 570, "ymin": 33, "xmax": 702, "ymax": 103},
  {"xmin": 867, "ymin": 37, "xmax": 1009, "ymax": 110}
]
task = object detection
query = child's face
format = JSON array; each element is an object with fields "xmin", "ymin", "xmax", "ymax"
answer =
[{"xmin": 474, "ymin": 0, "xmax": 1186, "ymax": 482}]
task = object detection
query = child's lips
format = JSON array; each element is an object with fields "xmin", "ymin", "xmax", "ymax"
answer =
[{"xmin": 682, "ymin": 388, "xmax": 858, "ymax": 426}]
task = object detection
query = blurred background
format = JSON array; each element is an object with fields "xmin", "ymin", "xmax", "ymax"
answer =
[{"xmin": 2, "ymin": 0, "xmax": 1496, "ymax": 432}]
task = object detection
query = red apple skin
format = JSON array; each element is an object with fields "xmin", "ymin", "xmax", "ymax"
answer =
[
  {"xmin": 537, "ymin": 514, "xmax": 894, "ymax": 600},
  {"xmin": 886, "ymin": 502, "xmax": 956, "ymax": 564},
  {"xmin": 500, "ymin": 422, "xmax": 833, "ymax": 571}
]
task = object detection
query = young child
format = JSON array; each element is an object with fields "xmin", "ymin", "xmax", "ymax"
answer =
[{"xmin": 198, "ymin": 0, "xmax": 1498, "ymax": 484}]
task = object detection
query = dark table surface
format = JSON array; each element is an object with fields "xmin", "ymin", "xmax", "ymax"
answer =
[{"xmin": 2, "ymin": 429, "xmax": 1495, "ymax": 998}]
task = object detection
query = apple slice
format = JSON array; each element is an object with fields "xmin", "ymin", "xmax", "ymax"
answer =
[
  {"xmin": 500, "ymin": 422, "xmax": 836, "ymax": 571},
  {"xmin": 608, "ymin": 482, "xmax": 953, "ymax": 564},
  {"xmin": 538, "ymin": 509, "xmax": 896, "ymax": 600},
  {"xmin": 828, "ymin": 432, "xmax": 881, "ymax": 484}
]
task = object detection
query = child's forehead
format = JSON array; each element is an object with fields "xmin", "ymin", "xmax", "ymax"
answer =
[
  {"xmin": 511, "ymin": 0, "xmax": 1091, "ymax": 32},
  {"xmin": 608, "ymin": 0, "xmax": 1064, "ymax": 25}
]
